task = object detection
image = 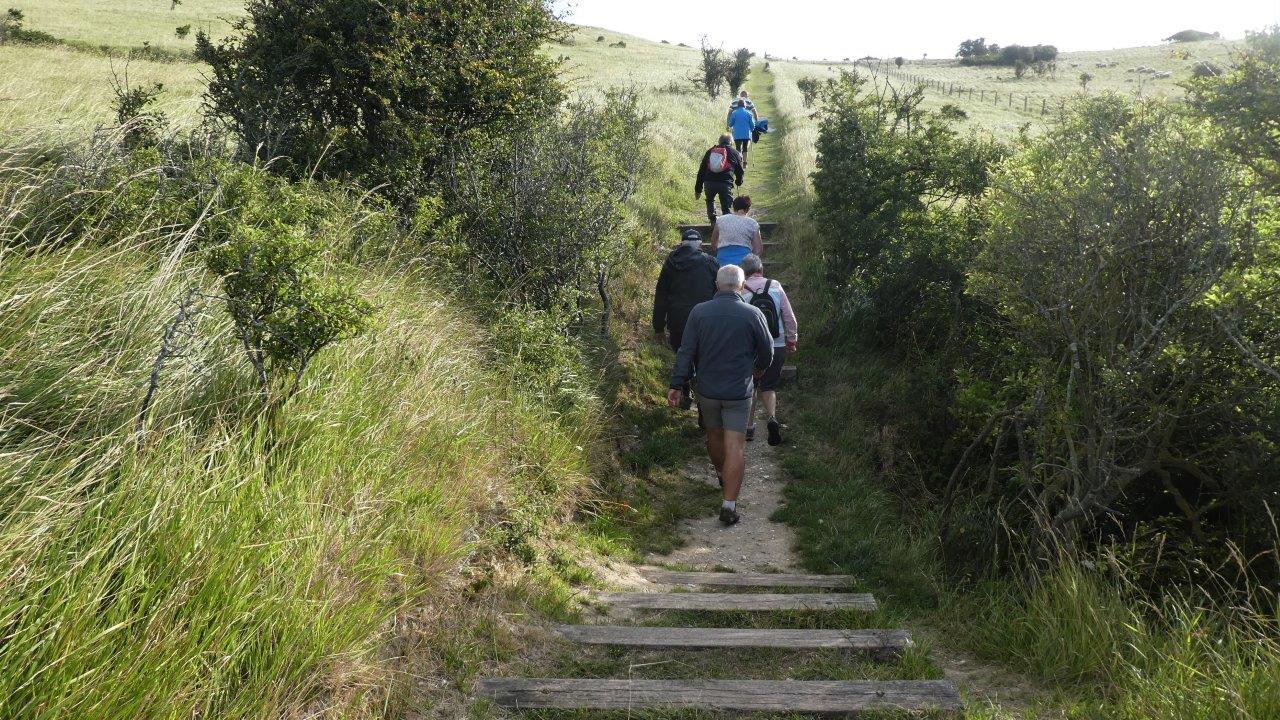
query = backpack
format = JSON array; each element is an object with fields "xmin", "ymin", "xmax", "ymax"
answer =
[
  {"xmin": 747, "ymin": 280, "xmax": 781, "ymax": 339},
  {"xmin": 706, "ymin": 146, "xmax": 731, "ymax": 174}
]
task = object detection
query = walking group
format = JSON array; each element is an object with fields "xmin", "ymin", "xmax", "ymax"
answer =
[{"xmin": 652, "ymin": 89, "xmax": 794, "ymax": 527}]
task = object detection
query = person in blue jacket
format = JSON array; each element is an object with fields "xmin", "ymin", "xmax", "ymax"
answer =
[{"xmin": 727, "ymin": 100, "xmax": 756, "ymax": 168}]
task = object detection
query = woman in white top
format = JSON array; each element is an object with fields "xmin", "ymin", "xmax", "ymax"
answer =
[{"xmin": 708, "ymin": 195, "xmax": 763, "ymax": 267}]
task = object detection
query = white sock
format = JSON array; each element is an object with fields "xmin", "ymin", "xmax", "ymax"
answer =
[{"xmin": 722, "ymin": 500, "xmax": 737, "ymax": 510}]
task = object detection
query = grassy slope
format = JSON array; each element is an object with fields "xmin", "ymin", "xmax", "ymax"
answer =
[{"xmin": 0, "ymin": 17, "xmax": 730, "ymax": 720}]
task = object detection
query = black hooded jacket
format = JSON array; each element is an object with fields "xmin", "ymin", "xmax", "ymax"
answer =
[{"xmin": 653, "ymin": 243, "xmax": 719, "ymax": 336}]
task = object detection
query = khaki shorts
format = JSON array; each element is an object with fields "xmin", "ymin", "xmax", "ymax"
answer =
[{"xmin": 697, "ymin": 394, "xmax": 751, "ymax": 434}]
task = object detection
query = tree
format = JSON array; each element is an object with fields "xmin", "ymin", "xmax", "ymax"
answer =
[
  {"xmin": 957, "ymin": 37, "xmax": 988, "ymax": 58},
  {"xmin": 1014, "ymin": 59, "xmax": 1028, "ymax": 79},
  {"xmin": 796, "ymin": 76, "xmax": 823, "ymax": 108},
  {"xmin": 725, "ymin": 47, "xmax": 754, "ymax": 96},
  {"xmin": 1079, "ymin": 71, "xmax": 1094, "ymax": 91},
  {"xmin": 894, "ymin": 56, "xmax": 905, "ymax": 67},
  {"xmin": 693, "ymin": 37, "xmax": 732, "ymax": 98},
  {"xmin": 194, "ymin": 0, "xmax": 564, "ymax": 205},
  {"xmin": 1187, "ymin": 26, "xmax": 1280, "ymax": 190}
]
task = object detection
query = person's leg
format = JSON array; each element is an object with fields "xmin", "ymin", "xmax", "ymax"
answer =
[
  {"xmin": 717, "ymin": 184, "xmax": 733, "ymax": 219},
  {"xmin": 704, "ymin": 189, "xmax": 718, "ymax": 226},
  {"xmin": 720, "ymin": 430, "xmax": 746, "ymax": 502},
  {"xmin": 706, "ymin": 427, "xmax": 726, "ymax": 477},
  {"xmin": 759, "ymin": 351, "xmax": 786, "ymax": 446},
  {"xmin": 745, "ymin": 384, "xmax": 760, "ymax": 441},
  {"xmin": 763, "ymin": 389, "xmax": 778, "ymax": 419}
]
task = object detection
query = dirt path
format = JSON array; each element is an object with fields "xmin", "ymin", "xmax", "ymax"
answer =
[{"xmin": 646, "ymin": 440, "xmax": 800, "ymax": 573}]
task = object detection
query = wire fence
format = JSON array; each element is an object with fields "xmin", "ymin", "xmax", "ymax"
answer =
[{"xmin": 855, "ymin": 61, "xmax": 1072, "ymax": 118}]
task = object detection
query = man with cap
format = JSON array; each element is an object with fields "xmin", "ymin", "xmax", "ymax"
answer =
[{"xmin": 653, "ymin": 228, "xmax": 720, "ymax": 407}]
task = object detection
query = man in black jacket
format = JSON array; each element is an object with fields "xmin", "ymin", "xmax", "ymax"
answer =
[
  {"xmin": 694, "ymin": 133, "xmax": 745, "ymax": 227},
  {"xmin": 654, "ymin": 229, "xmax": 720, "ymax": 407}
]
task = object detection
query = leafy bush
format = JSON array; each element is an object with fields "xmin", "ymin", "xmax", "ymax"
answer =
[
  {"xmin": 796, "ymin": 76, "xmax": 823, "ymax": 108},
  {"xmin": 1165, "ymin": 29, "xmax": 1220, "ymax": 43},
  {"xmin": 1188, "ymin": 27, "xmax": 1280, "ymax": 190},
  {"xmin": 725, "ymin": 48, "xmax": 754, "ymax": 96},
  {"xmin": 442, "ymin": 89, "xmax": 651, "ymax": 320},
  {"xmin": 959, "ymin": 41, "xmax": 1058, "ymax": 67},
  {"xmin": 195, "ymin": 0, "xmax": 565, "ymax": 205},
  {"xmin": 692, "ymin": 37, "xmax": 731, "ymax": 98},
  {"xmin": 810, "ymin": 71, "xmax": 1003, "ymax": 355}
]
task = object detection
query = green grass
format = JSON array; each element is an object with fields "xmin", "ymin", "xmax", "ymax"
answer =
[{"xmin": 22, "ymin": 0, "xmax": 243, "ymax": 53}]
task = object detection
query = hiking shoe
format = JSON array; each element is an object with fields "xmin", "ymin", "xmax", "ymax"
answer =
[
  {"xmin": 745, "ymin": 426, "xmax": 755, "ymax": 442},
  {"xmin": 767, "ymin": 418, "xmax": 782, "ymax": 446},
  {"xmin": 719, "ymin": 506, "xmax": 741, "ymax": 526}
]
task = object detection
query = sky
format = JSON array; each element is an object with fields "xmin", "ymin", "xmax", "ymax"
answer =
[{"xmin": 550, "ymin": 0, "xmax": 1277, "ymax": 60}]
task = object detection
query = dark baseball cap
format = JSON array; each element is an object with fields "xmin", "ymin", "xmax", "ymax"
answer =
[{"xmin": 681, "ymin": 228, "xmax": 702, "ymax": 243}]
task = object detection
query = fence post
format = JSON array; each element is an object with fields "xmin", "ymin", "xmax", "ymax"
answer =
[
  {"xmin": 1042, "ymin": 98, "xmax": 1047, "ymax": 115},
  {"xmin": 1024, "ymin": 96, "xmax": 1028, "ymax": 112}
]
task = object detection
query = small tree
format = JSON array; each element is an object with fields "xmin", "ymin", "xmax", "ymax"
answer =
[
  {"xmin": 957, "ymin": 37, "xmax": 988, "ymax": 58},
  {"xmin": 206, "ymin": 170, "xmax": 372, "ymax": 405},
  {"xmin": 1014, "ymin": 59, "xmax": 1028, "ymax": 78},
  {"xmin": 1079, "ymin": 71, "xmax": 1094, "ymax": 91},
  {"xmin": 797, "ymin": 76, "xmax": 822, "ymax": 108},
  {"xmin": 174, "ymin": 24, "xmax": 191, "ymax": 39},
  {"xmin": 725, "ymin": 47, "xmax": 753, "ymax": 96},
  {"xmin": 894, "ymin": 56, "xmax": 905, "ymax": 67},
  {"xmin": 110, "ymin": 66, "xmax": 167, "ymax": 147},
  {"xmin": 693, "ymin": 37, "xmax": 731, "ymax": 98}
]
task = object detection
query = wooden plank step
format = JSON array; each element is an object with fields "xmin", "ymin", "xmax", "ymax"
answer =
[
  {"xmin": 595, "ymin": 592, "xmax": 877, "ymax": 612},
  {"xmin": 781, "ymin": 364, "xmax": 797, "ymax": 382},
  {"xmin": 476, "ymin": 678, "xmax": 962, "ymax": 714},
  {"xmin": 552, "ymin": 625, "xmax": 911, "ymax": 654},
  {"xmin": 639, "ymin": 568, "xmax": 851, "ymax": 588},
  {"xmin": 679, "ymin": 221, "xmax": 782, "ymax": 239}
]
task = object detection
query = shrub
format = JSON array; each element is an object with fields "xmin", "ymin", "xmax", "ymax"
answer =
[
  {"xmin": 110, "ymin": 75, "xmax": 166, "ymax": 147},
  {"xmin": 810, "ymin": 71, "xmax": 1004, "ymax": 355},
  {"xmin": 442, "ymin": 89, "xmax": 651, "ymax": 321},
  {"xmin": 1188, "ymin": 26, "xmax": 1280, "ymax": 190},
  {"xmin": 796, "ymin": 76, "xmax": 823, "ymax": 108},
  {"xmin": 692, "ymin": 37, "xmax": 731, "ymax": 98},
  {"xmin": 1079, "ymin": 71, "xmax": 1094, "ymax": 90},
  {"xmin": 968, "ymin": 96, "xmax": 1275, "ymax": 561},
  {"xmin": 894, "ymin": 56, "xmax": 904, "ymax": 67},
  {"xmin": 205, "ymin": 168, "xmax": 373, "ymax": 404},
  {"xmin": 174, "ymin": 24, "xmax": 191, "ymax": 39},
  {"xmin": 725, "ymin": 48, "xmax": 754, "ymax": 96},
  {"xmin": 195, "ymin": 0, "xmax": 565, "ymax": 206}
]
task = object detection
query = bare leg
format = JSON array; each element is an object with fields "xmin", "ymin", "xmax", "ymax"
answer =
[
  {"xmin": 706, "ymin": 428, "xmax": 726, "ymax": 477},
  {"xmin": 720, "ymin": 431, "xmax": 747, "ymax": 502},
  {"xmin": 762, "ymin": 390, "xmax": 777, "ymax": 419},
  {"xmin": 747, "ymin": 387, "xmax": 760, "ymax": 430}
]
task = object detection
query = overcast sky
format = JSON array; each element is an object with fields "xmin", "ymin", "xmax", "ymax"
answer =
[{"xmin": 551, "ymin": 1, "xmax": 1276, "ymax": 60}]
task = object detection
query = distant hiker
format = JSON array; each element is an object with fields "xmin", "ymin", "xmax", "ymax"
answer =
[
  {"xmin": 708, "ymin": 195, "xmax": 763, "ymax": 268},
  {"xmin": 669, "ymin": 264, "xmax": 774, "ymax": 526},
  {"xmin": 739, "ymin": 253, "xmax": 797, "ymax": 445},
  {"xmin": 728, "ymin": 100, "xmax": 757, "ymax": 167},
  {"xmin": 653, "ymin": 228, "xmax": 720, "ymax": 408},
  {"xmin": 695, "ymin": 133, "xmax": 745, "ymax": 227},
  {"xmin": 726, "ymin": 90, "xmax": 759, "ymax": 123}
]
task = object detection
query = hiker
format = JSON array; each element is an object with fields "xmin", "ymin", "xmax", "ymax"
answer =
[
  {"xmin": 728, "ymin": 100, "xmax": 757, "ymax": 167},
  {"xmin": 708, "ymin": 195, "xmax": 763, "ymax": 268},
  {"xmin": 694, "ymin": 133, "xmax": 745, "ymax": 227},
  {"xmin": 739, "ymin": 253, "xmax": 797, "ymax": 445},
  {"xmin": 669, "ymin": 264, "xmax": 774, "ymax": 526},
  {"xmin": 653, "ymin": 228, "xmax": 720, "ymax": 407},
  {"xmin": 725, "ymin": 89, "xmax": 759, "ymax": 123}
]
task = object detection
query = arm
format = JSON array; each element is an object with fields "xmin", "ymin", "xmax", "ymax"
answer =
[
  {"xmin": 652, "ymin": 260, "xmax": 671, "ymax": 335},
  {"xmin": 752, "ymin": 228, "xmax": 763, "ymax": 255},
  {"xmin": 670, "ymin": 311, "xmax": 701, "ymax": 389},
  {"xmin": 708, "ymin": 225, "xmax": 720, "ymax": 254},
  {"xmin": 776, "ymin": 283, "xmax": 798, "ymax": 344}
]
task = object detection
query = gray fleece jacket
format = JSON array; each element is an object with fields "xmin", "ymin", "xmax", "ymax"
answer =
[{"xmin": 670, "ymin": 290, "xmax": 774, "ymax": 401}]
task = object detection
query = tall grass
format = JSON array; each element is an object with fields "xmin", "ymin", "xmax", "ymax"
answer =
[{"xmin": 0, "ymin": 140, "xmax": 595, "ymax": 717}]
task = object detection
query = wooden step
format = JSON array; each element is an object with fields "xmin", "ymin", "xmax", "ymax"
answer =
[
  {"xmin": 781, "ymin": 364, "xmax": 797, "ymax": 382},
  {"xmin": 680, "ymin": 221, "xmax": 781, "ymax": 240},
  {"xmin": 552, "ymin": 625, "xmax": 911, "ymax": 655},
  {"xmin": 477, "ymin": 678, "xmax": 962, "ymax": 714},
  {"xmin": 595, "ymin": 591, "xmax": 877, "ymax": 612},
  {"xmin": 639, "ymin": 568, "xmax": 851, "ymax": 588}
]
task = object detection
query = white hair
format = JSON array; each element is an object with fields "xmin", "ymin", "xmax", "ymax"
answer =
[
  {"xmin": 716, "ymin": 264, "xmax": 745, "ymax": 291},
  {"xmin": 740, "ymin": 254, "xmax": 763, "ymax": 276}
]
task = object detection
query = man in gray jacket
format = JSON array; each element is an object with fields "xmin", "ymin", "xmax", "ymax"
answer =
[{"xmin": 668, "ymin": 264, "xmax": 774, "ymax": 525}]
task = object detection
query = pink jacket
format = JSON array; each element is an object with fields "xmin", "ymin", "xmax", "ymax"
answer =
[{"xmin": 742, "ymin": 274, "xmax": 798, "ymax": 347}]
